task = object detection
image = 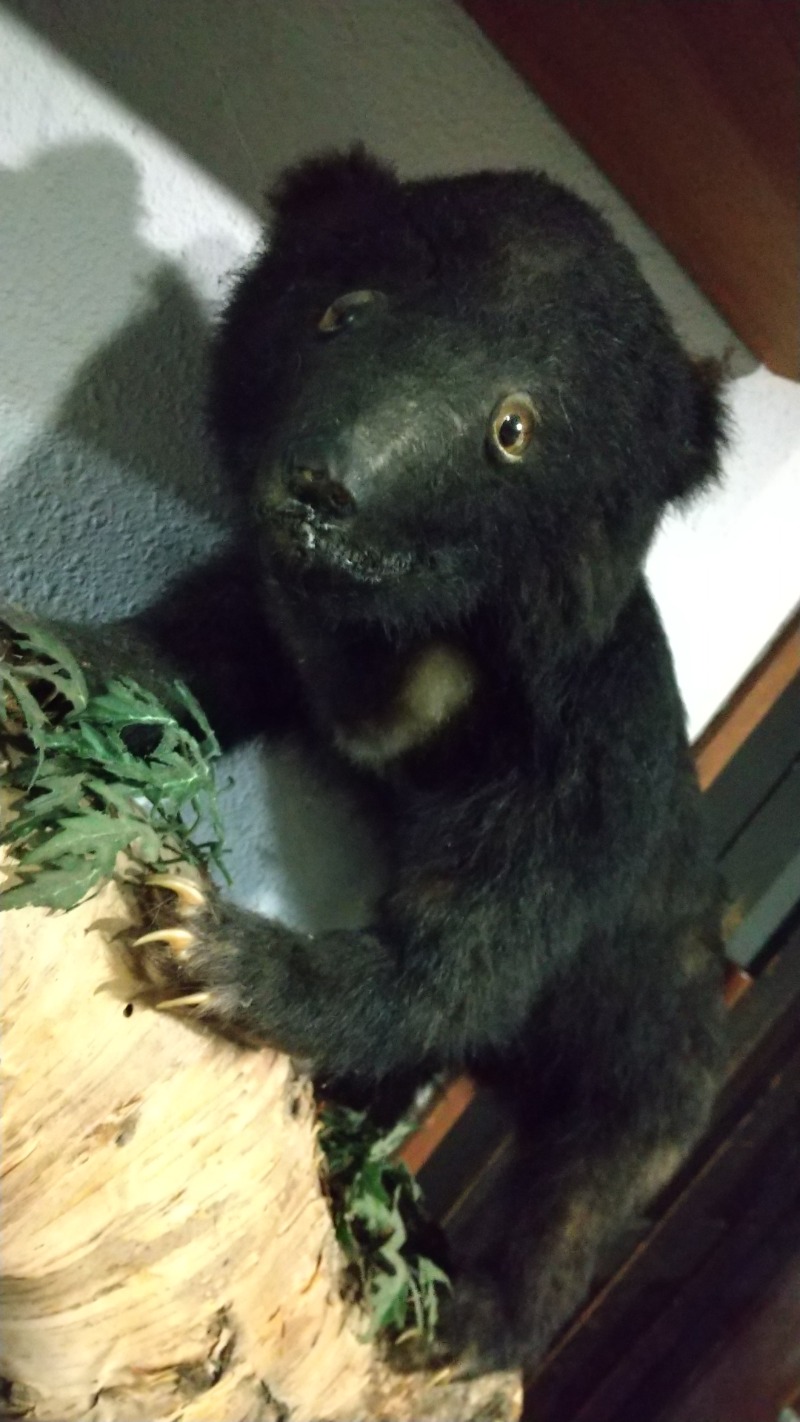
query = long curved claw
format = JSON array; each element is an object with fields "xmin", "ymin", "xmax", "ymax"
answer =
[
  {"xmin": 132, "ymin": 927, "xmax": 195, "ymax": 954},
  {"xmin": 432, "ymin": 1366, "xmax": 459, "ymax": 1387},
  {"xmin": 145, "ymin": 874, "xmax": 206, "ymax": 912},
  {"xmin": 155, "ymin": 992, "xmax": 213, "ymax": 1011}
]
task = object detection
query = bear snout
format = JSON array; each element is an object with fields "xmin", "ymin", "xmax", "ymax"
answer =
[{"xmin": 286, "ymin": 463, "xmax": 356, "ymax": 520}]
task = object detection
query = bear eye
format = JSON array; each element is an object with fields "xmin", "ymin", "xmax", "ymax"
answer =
[
  {"xmin": 318, "ymin": 289, "xmax": 383, "ymax": 334},
  {"xmin": 489, "ymin": 392, "xmax": 538, "ymax": 462}
]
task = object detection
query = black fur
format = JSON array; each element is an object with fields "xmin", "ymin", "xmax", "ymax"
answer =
[{"xmin": 59, "ymin": 152, "xmax": 737, "ymax": 1370}]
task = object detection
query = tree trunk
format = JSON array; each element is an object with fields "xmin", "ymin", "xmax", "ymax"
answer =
[{"xmin": 0, "ymin": 857, "xmax": 522, "ymax": 1422}]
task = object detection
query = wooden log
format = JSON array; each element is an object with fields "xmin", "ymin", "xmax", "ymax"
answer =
[
  {"xmin": 0, "ymin": 860, "xmax": 373, "ymax": 1420},
  {"xmin": 0, "ymin": 848, "xmax": 522, "ymax": 1422}
]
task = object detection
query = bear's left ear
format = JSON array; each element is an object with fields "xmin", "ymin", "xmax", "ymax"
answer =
[
  {"xmin": 268, "ymin": 146, "xmax": 400, "ymax": 235},
  {"xmin": 667, "ymin": 357, "xmax": 729, "ymax": 504}
]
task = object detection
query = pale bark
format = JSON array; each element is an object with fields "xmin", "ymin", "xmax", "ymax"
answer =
[{"xmin": 0, "ymin": 852, "xmax": 521, "ymax": 1422}]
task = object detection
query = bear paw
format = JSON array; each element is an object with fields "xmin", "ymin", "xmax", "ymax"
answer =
[{"xmin": 127, "ymin": 873, "xmax": 257, "ymax": 1038}]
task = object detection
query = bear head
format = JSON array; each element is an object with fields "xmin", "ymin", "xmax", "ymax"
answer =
[{"xmin": 211, "ymin": 149, "xmax": 725, "ymax": 651}]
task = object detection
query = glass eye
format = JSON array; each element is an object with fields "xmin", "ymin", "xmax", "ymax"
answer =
[
  {"xmin": 489, "ymin": 392, "xmax": 538, "ymax": 461},
  {"xmin": 317, "ymin": 289, "xmax": 382, "ymax": 334}
]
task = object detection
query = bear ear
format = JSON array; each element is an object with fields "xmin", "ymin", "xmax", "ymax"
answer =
[
  {"xmin": 268, "ymin": 146, "xmax": 400, "ymax": 233},
  {"xmin": 668, "ymin": 356, "xmax": 729, "ymax": 504}
]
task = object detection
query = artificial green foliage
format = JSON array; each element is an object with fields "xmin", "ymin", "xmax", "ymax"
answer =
[
  {"xmin": 0, "ymin": 620, "xmax": 227, "ymax": 910},
  {"xmin": 318, "ymin": 1103, "xmax": 450, "ymax": 1342}
]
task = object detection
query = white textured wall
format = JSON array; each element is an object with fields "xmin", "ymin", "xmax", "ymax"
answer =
[{"xmin": 1, "ymin": 0, "xmax": 798, "ymax": 916}]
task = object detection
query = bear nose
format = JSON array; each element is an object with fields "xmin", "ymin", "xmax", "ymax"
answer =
[{"xmin": 286, "ymin": 446, "xmax": 356, "ymax": 518}]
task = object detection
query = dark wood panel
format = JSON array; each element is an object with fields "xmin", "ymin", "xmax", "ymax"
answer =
[
  {"xmin": 460, "ymin": 0, "xmax": 800, "ymax": 378},
  {"xmin": 659, "ymin": 1245, "xmax": 800, "ymax": 1422},
  {"xmin": 522, "ymin": 918, "xmax": 800, "ymax": 1419}
]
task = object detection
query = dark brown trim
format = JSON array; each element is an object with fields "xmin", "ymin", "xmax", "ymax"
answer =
[
  {"xmin": 398, "ymin": 1075, "xmax": 476, "ymax": 1172},
  {"xmin": 694, "ymin": 609, "xmax": 800, "ymax": 790}
]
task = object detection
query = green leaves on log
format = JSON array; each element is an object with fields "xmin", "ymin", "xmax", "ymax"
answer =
[{"xmin": 0, "ymin": 619, "xmax": 226, "ymax": 910}]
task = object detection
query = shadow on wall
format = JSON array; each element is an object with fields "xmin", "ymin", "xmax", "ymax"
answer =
[
  {"xmin": 0, "ymin": 140, "xmax": 240, "ymax": 622},
  {"xmin": 5, "ymin": 0, "xmax": 749, "ymax": 373},
  {"xmin": 5, "ymin": 0, "xmax": 397, "ymax": 211},
  {"xmin": 0, "ymin": 138, "xmax": 386, "ymax": 928}
]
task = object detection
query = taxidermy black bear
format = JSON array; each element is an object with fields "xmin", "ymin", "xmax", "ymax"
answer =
[{"xmin": 32, "ymin": 150, "xmax": 734, "ymax": 1369}]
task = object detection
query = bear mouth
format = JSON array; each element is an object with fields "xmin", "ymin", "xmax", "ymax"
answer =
[{"xmin": 265, "ymin": 503, "xmax": 414, "ymax": 584}]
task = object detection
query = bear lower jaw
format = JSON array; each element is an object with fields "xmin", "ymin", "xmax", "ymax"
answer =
[{"xmin": 264, "ymin": 508, "xmax": 414, "ymax": 585}]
